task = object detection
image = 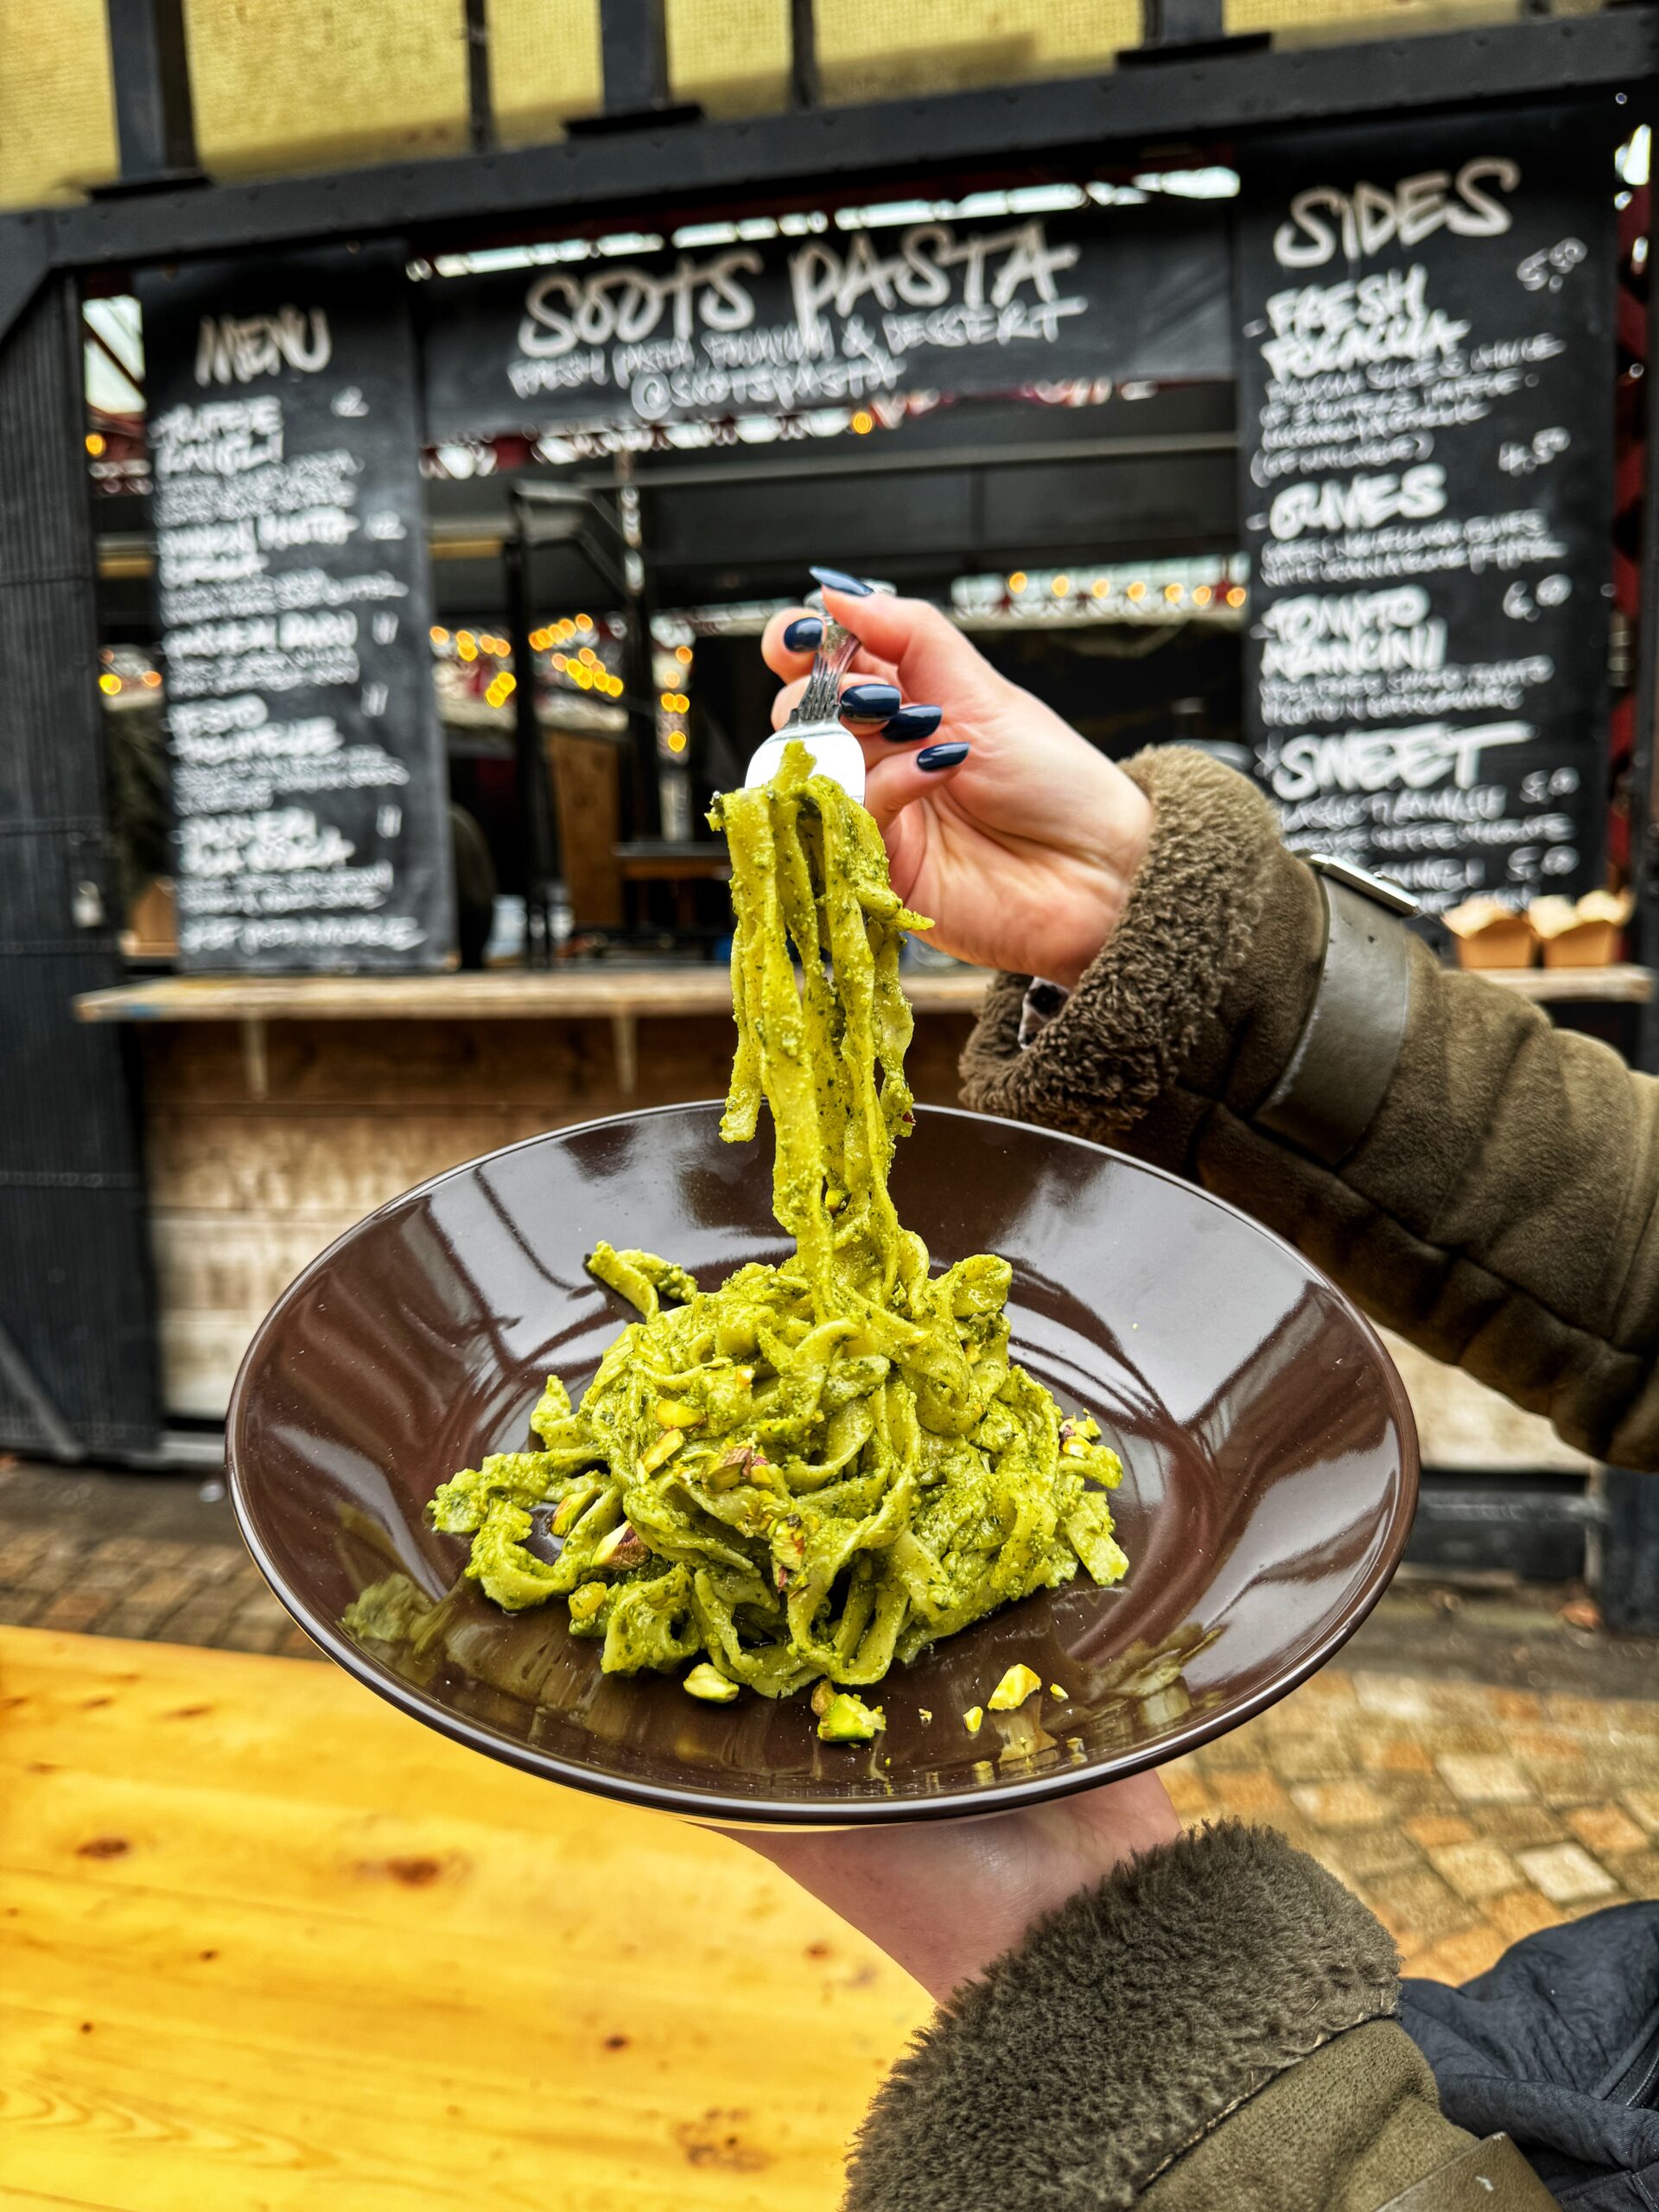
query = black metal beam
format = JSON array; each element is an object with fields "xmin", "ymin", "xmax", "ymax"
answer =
[
  {"xmin": 502, "ymin": 505, "xmax": 562, "ymax": 965},
  {"xmin": 789, "ymin": 0, "xmax": 819, "ymax": 110},
  {"xmin": 1141, "ymin": 0, "xmax": 1227, "ymax": 48},
  {"xmin": 0, "ymin": 217, "xmax": 55, "ymax": 372},
  {"xmin": 1599, "ymin": 1468, "xmax": 1659, "ymax": 1630},
  {"xmin": 0, "ymin": 276, "xmax": 163, "ymax": 1460},
  {"xmin": 464, "ymin": 0, "xmax": 495, "ymax": 153},
  {"xmin": 600, "ymin": 0, "xmax": 671, "ymax": 116},
  {"xmin": 565, "ymin": 429, "xmax": 1237, "ymax": 497},
  {"xmin": 15, "ymin": 10, "xmax": 1655, "ymax": 290},
  {"xmin": 1633, "ymin": 79, "xmax": 1659, "ymax": 1076},
  {"xmin": 105, "ymin": 0, "xmax": 199, "ymax": 182}
]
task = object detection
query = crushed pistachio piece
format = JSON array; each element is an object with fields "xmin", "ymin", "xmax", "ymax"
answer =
[
  {"xmin": 963, "ymin": 1706, "xmax": 984, "ymax": 1736},
  {"xmin": 549, "ymin": 1478, "xmax": 601, "ymax": 1536},
  {"xmin": 568, "ymin": 1580, "xmax": 608, "ymax": 1624},
  {"xmin": 771, "ymin": 1516, "xmax": 806, "ymax": 1588},
  {"xmin": 592, "ymin": 1521, "xmax": 650, "ymax": 1571},
  {"xmin": 638, "ymin": 1428, "xmax": 684, "ymax": 1475},
  {"xmin": 810, "ymin": 1679, "xmax": 837, "ymax": 1719},
  {"xmin": 654, "ymin": 1398, "xmax": 705, "ymax": 1430},
  {"xmin": 817, "ymin": 1692, "xmax": 885, "ymax": 1744},
  {"xmin": 988, "ymin": 1663, "xmax": 1042, "ymax": 1713},
  {"xmin": 1049, "ymin": 1683, "xmax": 1066, "ymax": 1701},
  {"xmin": 683, "ymin": 1662, "xmax": 741, "ymax": 1703},
  {"xmin": 705, "ymin": 1443, "xmax": 772, "ymax": 1493}
]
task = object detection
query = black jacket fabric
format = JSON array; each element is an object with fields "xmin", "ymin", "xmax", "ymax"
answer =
[{"xmin": 1402, "ymin": 1905, "xmax": 1659, "ymax": 2210}]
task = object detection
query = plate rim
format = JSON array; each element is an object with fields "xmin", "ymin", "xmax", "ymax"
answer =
[{"xmin": 226, "ymin": 1097, "xmax": 1421, "ymax": 1827}]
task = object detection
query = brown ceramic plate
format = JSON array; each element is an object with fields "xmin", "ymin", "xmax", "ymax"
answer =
[{"xmin": 227, "ymin": 1102, "xmax": 1417, "ymax": 1827}]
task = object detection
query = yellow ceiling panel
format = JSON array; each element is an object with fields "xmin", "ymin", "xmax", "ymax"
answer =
[
  {"xmin": 0, "ymin": 0, "xmax": 119, "ymax": 208},
  {"xmin": 185, "ymin": 0, "xmax": 471, "ymax": 178},
  {"xmin": 668, "ymin": 0, "xmax": 791, "ymax": 117},
  {"xmin": 1224, "ymin": 0, "xmax": 1523, "ymax": 35},
  {"xmin": 489, "ymin": 0, "xmax": 604, "ymax": 146},
  {"xmin": 816, "ymin": 0, "xmax": 1141, "ymax": 103}
]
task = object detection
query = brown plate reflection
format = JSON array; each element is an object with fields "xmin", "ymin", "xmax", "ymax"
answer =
[{"xmin": 227, "ymin": 1103, "xmax": 1418, "ymax": 1827}]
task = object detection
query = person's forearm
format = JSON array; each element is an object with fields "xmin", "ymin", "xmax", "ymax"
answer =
[
  {"xmin": 963, "ymin": 747, "xmax": 1659, "ymax": 1471},
  {"xmin": 734, "ymin": 1770, "xmax": 1179, "ymax": 2001}
]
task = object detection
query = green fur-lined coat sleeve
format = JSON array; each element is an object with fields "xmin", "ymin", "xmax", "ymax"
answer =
[
  {"xmin": 858, "ymin": 1822, "xmax": 1574, "ymax": 2212},
  {"xmin": 961, "ymin": 745, "xmax": 1659, "ymax": 1472},
  {"xmin": 845, "ymin": 1824, "xmax": 1554, "ymax": 2211}
]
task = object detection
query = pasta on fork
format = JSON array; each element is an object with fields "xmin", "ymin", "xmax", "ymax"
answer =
[{"xmin": 408, "ymin": 742, "xmax": 1128, "ymax": 1728}]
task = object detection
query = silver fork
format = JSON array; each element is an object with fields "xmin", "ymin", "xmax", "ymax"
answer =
[
  {"xmin": 793, "ymin": 586, "xmax": 867, "ymax": 722},
  {"xmin": 745, "ymin": 577, "xmax": 891, "ymax": 801}
]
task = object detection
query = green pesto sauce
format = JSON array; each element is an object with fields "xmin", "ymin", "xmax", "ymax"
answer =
[{"xmin": 426, "ymin": 741, "xmax": 1128, "ymax": 1706}]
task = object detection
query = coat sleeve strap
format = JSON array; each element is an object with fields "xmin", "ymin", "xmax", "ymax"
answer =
[
  {"xmin": 1255, "ymin": 868, "xmax": 1414, "ymax": 1169},
  {"xmin": 1376, "ymin": 2133, "xmax": 1560, "ymax": 2209}
]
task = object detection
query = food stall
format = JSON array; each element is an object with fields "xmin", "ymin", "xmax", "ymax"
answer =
[{"xmin": 1, "ymin": 0, "xmax": 1656, "ymax": 1618}]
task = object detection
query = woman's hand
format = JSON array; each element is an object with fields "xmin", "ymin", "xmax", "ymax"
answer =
[
  {"xmin": 761, "ymin": 582, "xmax": 1154, "ymax": 986},
  {"xmin": 731, "ymin": 1770, "xmax": 1180, "ymax": 2001}
]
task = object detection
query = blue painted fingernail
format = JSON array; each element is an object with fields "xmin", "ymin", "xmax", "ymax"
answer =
[
  {"xmin": 881, "ymin": 704, "xmax": 943, "ymax": 744},
  {"xmin": 841, "ymin": 681, "xmax": 902, "ymax": 721},
  {"xmin": 917, "ymin": 741, "xmax": 969, "ymax": 773},
  {"xmin": 810, "ymin": 565, "xmax": 874, "ymax": 597},
  {"xmin": 782, "ymin": 615, "xmax": 823, "ymax": 652}
]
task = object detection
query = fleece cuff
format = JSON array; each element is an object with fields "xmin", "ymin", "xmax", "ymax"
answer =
[
  {"xmin": 845, "ymin": 1822, "xmax": 1400, "ymax": 2212},
  {"xmin": 958, "ymin": 745, "xmax": 1287, "ymax": 1146}
]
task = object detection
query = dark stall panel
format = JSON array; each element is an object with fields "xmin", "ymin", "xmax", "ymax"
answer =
[
  {"xmin": 982, "ymin": 450, "xmax": 1236, "ymax": 568},
  {"xmin": 0, "ymin": 278, "xmax": 161, "ymax": 1459},
  {"xmin": 645, "ymin": 470, "xmax": 979, "ymax": 594}
]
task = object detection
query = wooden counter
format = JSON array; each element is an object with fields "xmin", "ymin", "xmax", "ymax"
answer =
[
  {"xmin": 0, "ymin": 1624, "xmax": 926, "ymax": 2211},
  {"xmin": 70, "ymin": 961, "xmax": 1650, "ymax": 1027},
  {"xmin": 73, "ymin": 966, "xmax": 994, "ymax": 1023},
  {"xmin": 70, "ymin": 970, "xmax": 986, "ymax": 1419},
  {"xmin": 74, "ymin": 968, "xmax": 991, "ymax": 1103},
  {"xmin": 67, "ymin": 960, "xmax": 1652, "ymax": 1433}
]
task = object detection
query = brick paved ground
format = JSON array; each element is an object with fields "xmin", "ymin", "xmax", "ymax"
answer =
[
  {"xmin": 1171, "ymin": 1667, "xmax": 1659, "ymax": 1982},
  {"xmin": 0, "ymin": 1456, "xmax": 314, "ymax": 1659},
  {"xmin": 3, "ymin": 1453, "xmax": 1657, "ymax": 1983}
]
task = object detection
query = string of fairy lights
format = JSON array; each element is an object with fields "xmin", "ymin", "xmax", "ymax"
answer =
[
  {"xmin": 953, "ymin": 558, "xmax": 1249, "ymax": 624},
  {"xmin": 96, "ymin": 564, "xmax": 1247, "ymax": 730},
  {"xmin": 429, "ymin": 615, "xmax": 696, "ymax": 757}
]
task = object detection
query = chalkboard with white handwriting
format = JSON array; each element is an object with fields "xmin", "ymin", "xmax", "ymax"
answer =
[
  {"xmin": 140, "ymin": 242, "xmax": 454, "ymax": 970},
  {"xmin": 1235, "ymin": 108, "xmax": 1617, "ymax": 913},
  {"xmin": 419, "ymin": 202, "xmax": 1230, "ymax": 440}
]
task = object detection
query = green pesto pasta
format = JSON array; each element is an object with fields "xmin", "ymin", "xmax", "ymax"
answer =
[{"xmin": 422, "ymin": 741, "xmax": 1128, "ymax": 1707}]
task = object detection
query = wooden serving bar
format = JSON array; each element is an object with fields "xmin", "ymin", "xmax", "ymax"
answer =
[
  {"xmin": 73, "ymin": 968, "xmax": 990, "ymax": 1420},
  {"xmin": 70, "ymin": 963, "xmax": 1649, "ymax": 1440}
]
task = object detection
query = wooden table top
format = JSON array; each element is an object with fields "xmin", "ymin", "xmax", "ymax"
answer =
[
  {"xmin": 0, "ymin": 1626, "xmax": 925, "ymax": 2211},
  {"xmin": 73, "ymin": 966, "xmax": 994, "ymax": 1025}
]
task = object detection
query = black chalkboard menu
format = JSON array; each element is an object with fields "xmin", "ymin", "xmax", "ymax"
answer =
[
  {"xmin": 420, "ymin": 203, "xmax": 1230, "ymax": 442},
  {"xmin": 140, "ymin": 243, "xmax": 454, "ymax": 970},
  {"xmin": 1235, "ymin": 107, "xmax": 1617, "ymax": 912}
]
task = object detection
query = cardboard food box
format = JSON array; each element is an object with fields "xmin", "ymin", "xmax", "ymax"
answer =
[
  {"xmin": 1529, "ymin": 890, "xmax": 1632, "ymax": 969},
  {"xmin": 1443, "ymin": 897, "xmax": 1536, "ymax": 970},
  {"xmin": 122, "ymin": 876, "xmax": 178, "ymax": 959}
]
